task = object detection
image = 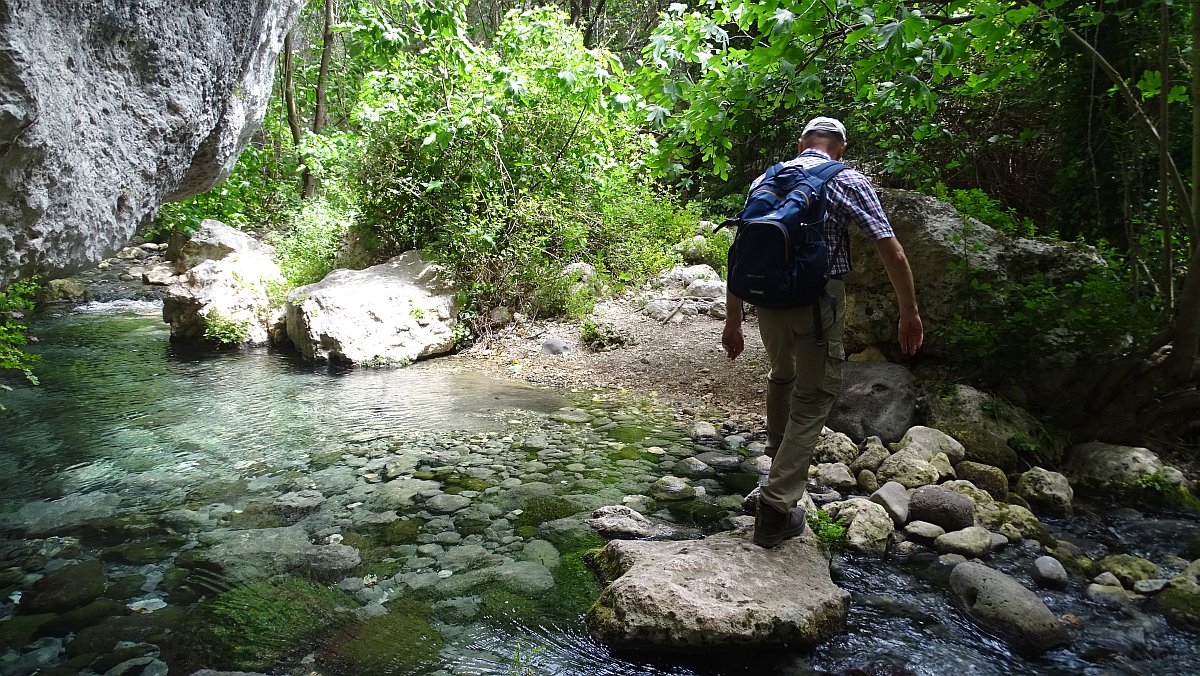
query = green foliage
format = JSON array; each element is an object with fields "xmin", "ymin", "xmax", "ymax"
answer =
[
  {"xmin": 348, "ymin": 4, "xmax": 696, "ymax": 317},
  {"xmin": 807, "ymin": 508, "xmax": 848, "ymax": 545},
  {"xmin": 0, "ymin": 277, "xmax": 41, "ymax": 408},
  {"xmin": 203, "ymin": 311, "xmax": 251, "ymax": 346},
  {"xmin": 148, "ymin": 143, "xmax": 300, "ymax": 241},
  {"xmin": 268, "ymin": 197, "xmax": 353, "ymax": 286},
  {"xmin": 189, "ymin": 576, "xmax": 354, "ymax": 671},
  {"xmin": 930, "ymin": 184, "xmax": 1038, "ymax": 238}
]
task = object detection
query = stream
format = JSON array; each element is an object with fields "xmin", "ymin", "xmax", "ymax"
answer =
[{"xmin": 1, "ymin": 301, "xmax": 1199, "ymax": 675}]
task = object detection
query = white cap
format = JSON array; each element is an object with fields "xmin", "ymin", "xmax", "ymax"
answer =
[{"xmin": 801, "ymin": 116, "xmax": 847, "ymax": 142}]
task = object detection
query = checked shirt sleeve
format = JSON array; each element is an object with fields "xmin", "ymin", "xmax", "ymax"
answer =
[{"xmin": 827, "ymin": 170, "xmax": 894, "ymax": 241}]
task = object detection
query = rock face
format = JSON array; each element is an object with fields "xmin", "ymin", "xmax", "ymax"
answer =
[
  {"xmin": 949, "ymin": 562, "xmax": 1070, "ymax": 656},
  {"xmin": 588, "ymin": 528, "xmax": 849, "ymax": 650},
  {"xmin": 284, "ymin": 251, "xmax": 460, "ymax": 365},
  {"xmin": 845, "ymin": 190, "xmax": 1103, "ymax": 358},
  {"xmin": 162, "ymin": 220, "xmax": 285, "ymax": 345},
  {"xmin": 0, "ymin": 0, "xmax": 303, "ymax": 284},
  {"xmin": 827, "ymin": 362, "xmax": 917, "ymax": 444}
]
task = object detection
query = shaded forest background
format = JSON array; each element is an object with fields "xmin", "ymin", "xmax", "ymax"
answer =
[{"xmin": 2, "ymin": 0, "xmax": 1198, "ymax": 452}]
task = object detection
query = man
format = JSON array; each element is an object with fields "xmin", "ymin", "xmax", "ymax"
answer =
[{"xmin": 721, "ymin": 116, "xmax": 923, "ymax": 548}]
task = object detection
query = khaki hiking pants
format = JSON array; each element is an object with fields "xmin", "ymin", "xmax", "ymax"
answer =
[{"xmin": 755, "ymin": 279, "xmax": 846, "ymax": 514}]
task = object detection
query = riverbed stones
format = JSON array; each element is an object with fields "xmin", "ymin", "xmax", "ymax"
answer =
[
  {"xmin": 934, "ymin": 526, "xmax": 994, "ymax": 559},
  {"xmin": 949, "ymin": 561, "xmax": 1070, "ymax": 656},
  {"xmin": 194, "ymin": 525, "xmax": 361, "ymax": 582},
  {"xmin": 904, "ymin": 521, "xmax": 945, "ymax": 541},
  {"xmin": 1014, "ymin": 467, "xmax": 1074, "ymax": 516},
  {"xmin": 827, "ymin": 498, "xmax": 894, "ymax": 555},
  {"xmin": 869, "ymin": 481, "xmax": 909, "ymax": 528},
  {"xmin": 1096, "ymin": 554, "xmax": 1160, "ymax": 589},
  {"xmin": 426, "ymin": 494, "xmax": 472, "ymax": 514},
  {"xmin": 587, "ymin": 529, "xmax": 849, "ymax": 650},
  {"xmin": 1032, "ymin": 555, "xmax": 1069, "ymax": 589},
  {"xmin": 955, "ymin": 461, "xmax": 1008, "ymax": 501},
  {"xmin": 892, "ymin": 426, "xmax": 966, "ymax": 465},
  {"xmin": 817, "ymin": 463, "xmax": 857, "ymax": 491},
  {"xmin": 19, "ymin": 559, "xmax": 106, "ymax": 614},
  {"xmin": 908, "ymin": 485, "xmax": 975, "ymax": 532},
  {"xmin": 648, "ymin": 476, "xmax": 696, "ymax": 501},
  {"xmin": 875, "ymin": 451, "xmax": 939, "ymax": 489},
  {"xmin": 586, "ymin": 506, "xmax": 662, "ymax": 539},
  {"xmin": 4, "ymin": 491, "xmax": 121, "ymax": 535},
  {"xmin": 813, "ymin": 430, "xmax": 860, "ymax": 465}
]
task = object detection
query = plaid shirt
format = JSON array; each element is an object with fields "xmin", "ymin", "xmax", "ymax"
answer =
[{"xmin": 750, "ymin": 148, "xmax": 894, "ymax": 276}]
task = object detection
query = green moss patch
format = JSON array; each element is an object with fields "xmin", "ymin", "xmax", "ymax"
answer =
[
  {"xmin": 664, "ymin": 500, "xmax": 728, "ymax": 528},
  {"xmin": 187, "ymin": 576, "xmax": 355, "ymax": 671},
  {"xmin": 320, "ymin": 600, "xmax": 443, "ymax": 674},
  {"xmin": 605, "ymin": 427, "xmax": 648, "ymax": 444},
  {"xmin": 1153, "ymin": 588, "xmax": 1200, "ymax": 632},
  {"xmin": 513, "ymin": 496, "xmax": 579, "ymax": 530},
  {"xmin": 546, "ymin": 551, "xmax": 603, "ymax": 621}
]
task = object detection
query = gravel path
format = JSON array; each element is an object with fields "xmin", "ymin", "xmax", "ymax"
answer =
[{"xmin": 445, "ymin": 296, "xmax": 774, "ymax": 430}]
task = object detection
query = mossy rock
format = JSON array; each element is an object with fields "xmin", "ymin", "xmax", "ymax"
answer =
[
  {"xmin": 20, "ymin": 559, "xmax": 106, "ymax": 614},
  {"xmin": 444, "ymin": 474, "xmax": 490, "ymax": 493},
  {"xmin": 665, "ymin": 500, "xmax": 729, "ymax": 528},
  {"xmin": 376, "ymin": 518, "xmax": 423, "ymax": 546},
  {"xmin": 103, "ymin": 574, "xmax": 148, "ymax": 601},
  {"xmin": 67, "ymin": 606, "xmax": 187, "ymax": 657},
  {"xmin": 320, "ymin": 600, "xmax": 443, "ymax": 675},
  {"xmin": 223, "ymin": 502, "xmax": 285, "ymax": 529},
  {"xmin": 187, "ymin": 576, "xmax": 355, "ymax": 671},
  {"xmin": 720, "ymin": 472, "xmax": 761, "ymax": 496},
  {"xmin": 608, "ymin": 446, "xmax": 644, "ymax": 462},
  {"xmin": 79, "ymin": 513, "xmax": 163, "ymax": 546},
  {"xmin": 479, "ymin": 588, "xmax": 543, "ymax": 624},
  {"xmin": 101, "ymin": 535, "xmax": 188, "ymax": 565},
  {"xmin": 187, "ymin": 479, "xmax": 250, "ymax": 504},
  {"xmin": 1096, "ymin": 554, "xmax": 1160, "ymax": 588},
  {"xmin": 0, "ymin": 612, "xmax": 56, "ymax": 649},
  {"xmin": 35, "ymin": 598, "xmax": 125, "ymax": 639},
  {"xmin": 513, "ymin": 496, "xmax": 580, "ymax": 530},
  {"xmin": 546, "ymin": 551, "xmax": 603, "ymax": 622},
  {"xmin": 1153, "ymin": 588, "xmax": 1200, "ymax": 631},
  {"xmin": 606, "ymin": 427, "xmax": 648, "ymax": 444}
]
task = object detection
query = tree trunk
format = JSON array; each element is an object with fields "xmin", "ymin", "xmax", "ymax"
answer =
[
  {"xmin": 282, "ymin": 31, "xmax": 303, "ymax": 148},
  {"xmin": 1158, "ymin": 0, "xmax": 1173, "ymax": 308},
  {"xmin": 301, "ymin": 0, "xmax": 334, "ymax": 199}
]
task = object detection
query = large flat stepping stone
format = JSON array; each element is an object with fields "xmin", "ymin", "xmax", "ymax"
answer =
[{"xmin": 587, "ymin": 524, "xmax": 849, "ymax": 650}]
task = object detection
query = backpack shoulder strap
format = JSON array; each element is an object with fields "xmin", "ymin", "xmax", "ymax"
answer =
[{"xmin": 807, "ymin": 160, "xmax": 846, "ymax": 186}]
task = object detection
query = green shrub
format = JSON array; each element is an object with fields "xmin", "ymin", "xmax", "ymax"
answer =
[
  {"xmin": 203, "ymin": 311, "xmax": 251, "ymax": 346},
  {"xmin": 580, "ymin": 318, "xmax": 630, "ymax": 351},
  {"xmin": 269, "ymin": 197, "xmax": 353, "ymax": 286},
  {"xmin": 0, "ymin": 277, "xmax": 41, "ymax": 409},
  {"xmin": 348, "ymin": 6, "xmax": 695, "ymax": 317},
  {"xmin": 931, "ymin": 184, "xmax": 1038, "ymax": 238},
  {"xmin": 807, "ymin": 509, "xmax": 848, "ymax": 545}
]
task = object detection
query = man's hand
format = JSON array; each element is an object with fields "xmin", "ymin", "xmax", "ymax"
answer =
[
  {"xmin": 722, "ymin": 322, "xmax": 744, "ymax": 360},
  {"xmin": 898, "ymin": 312, "xmax": 924, "ymax": 356}
]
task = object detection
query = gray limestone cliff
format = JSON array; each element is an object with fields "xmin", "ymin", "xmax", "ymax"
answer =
[{"xmin": 0, "ymin": 0, "xmax": 302, "ymax": 284}]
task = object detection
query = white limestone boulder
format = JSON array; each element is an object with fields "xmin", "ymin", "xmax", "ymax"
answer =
[
  {"xmin": 284, "ymin": 251, "xmax": 460, "ymax": 365},
  {"xmin": 587, "ymin": 526, "xmax": 849, "ymax": 650}
]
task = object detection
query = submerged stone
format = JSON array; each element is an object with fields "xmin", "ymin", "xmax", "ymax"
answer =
[
  {"xmin": 20, "ymin": 559, "xmax": 106, "ymax": 614},
  {"xmin": 949, "ymin": 561, "xmax": 1070, "ymax": 656}
]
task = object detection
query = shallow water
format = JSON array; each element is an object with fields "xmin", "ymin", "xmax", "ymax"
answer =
[{"xmin": 1, "ymin": 304, "xmax": 1199, "ymax": 675}]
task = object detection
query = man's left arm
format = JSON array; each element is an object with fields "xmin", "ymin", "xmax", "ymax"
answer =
[{"xmin": 874, "ymin": 236, "xmax": 924, "ymax": 356}]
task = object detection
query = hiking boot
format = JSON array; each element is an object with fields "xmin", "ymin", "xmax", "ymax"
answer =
[{"xmin": 752, "ymin": 498, "xmax": 807, "ymax": 548}]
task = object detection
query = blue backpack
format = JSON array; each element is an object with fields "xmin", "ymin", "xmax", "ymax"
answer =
[{"xmin": 725, "ymin": 160, "xmax": 845, "ymax": 310}]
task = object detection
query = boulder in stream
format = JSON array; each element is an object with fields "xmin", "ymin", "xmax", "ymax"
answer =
[
  {"xmin": 587, "ymin": 523, "xmax": 849, "ymax": 650},
  {"xmin": 949, "ymin": 561, "xmax": 1070, "ymax": 656},
  {"xmin": 284, "ymin": 251, "xmax": 459, "ymax": 365}
]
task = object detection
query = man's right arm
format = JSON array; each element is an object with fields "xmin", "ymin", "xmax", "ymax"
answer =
[
  {"xmin": 873, "ymin": 236, "xmax": 923, "ymax": 355},
  {"xmin": 722, "ymin": 288, "xmax": 745, "ymax": 360}
]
